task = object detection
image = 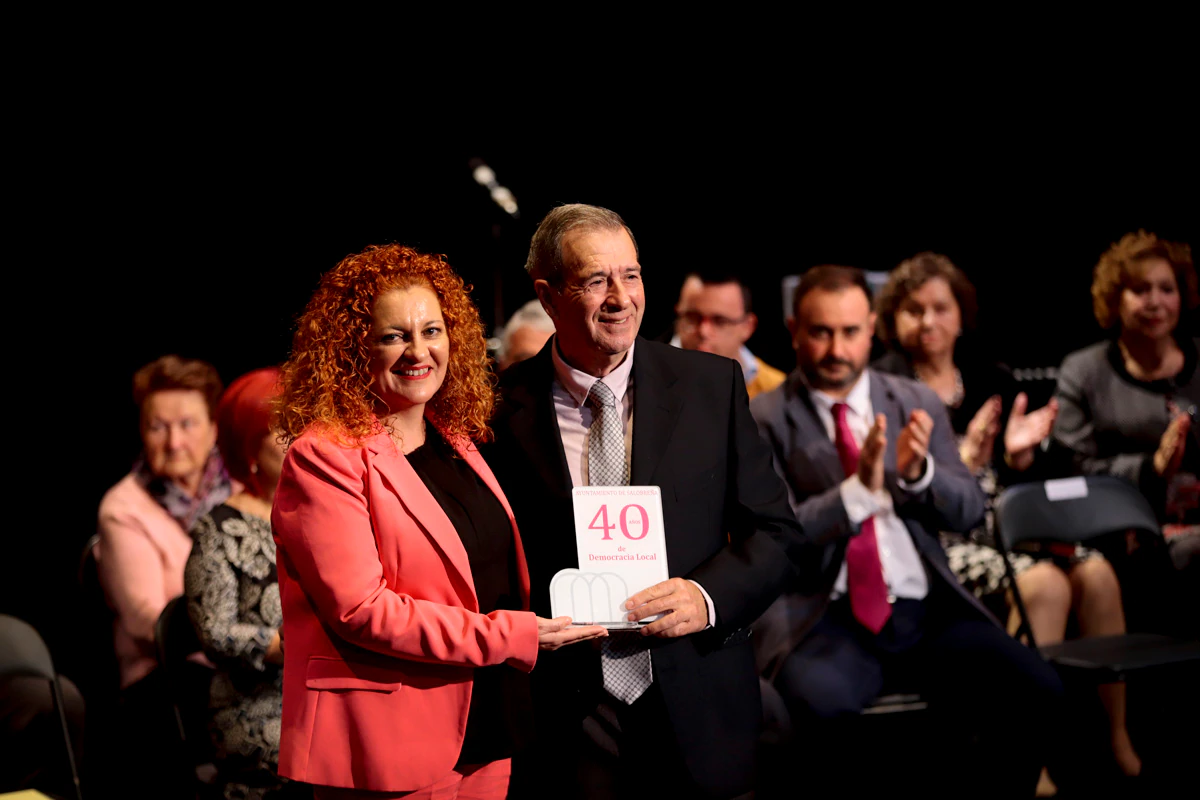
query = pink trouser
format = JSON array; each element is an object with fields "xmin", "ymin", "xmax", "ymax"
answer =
[{"xmin": 313, "ymin": 760, "xmax": 511, "ymax": 800}]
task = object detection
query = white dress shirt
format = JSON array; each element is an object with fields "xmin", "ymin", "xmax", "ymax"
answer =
[
  {"xmin": 809, "ymin": 372, "xmax": 931, "ymax": 601},
  {"xmin": 551, "ymin": 341, "xmax": 635, "ymax": 488},
  {"xmin": 550, "ymin": 339, "xmax": 716, "ymax": 625}
]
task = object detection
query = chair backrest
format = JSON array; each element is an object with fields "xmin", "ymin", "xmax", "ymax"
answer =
[
  {"xmin": 155, "ymin": 595, "xmax": 215, "ymax": 753},
  {"xmin": 0, "ymin": 614, "xmax": 84, "ymax": 800},
  {"xmin": 155, "ymin": 594, "xmax": 202, "ymax": 677},
  {"xmin": 994, "ymin": 475, "xmax": 1160, "ymax": 551},
  {"xmin": 0, "ymin": 613, "xmax": 56, "ymax": 680},
  {"xmin": 154, "ymin": 594, "xmax": 220, "ymax": 793}
]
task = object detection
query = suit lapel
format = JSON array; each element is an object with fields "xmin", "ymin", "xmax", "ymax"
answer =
[
  {"xmin": 782, "ymin": 376, "xmax": 843, "ymax": 488},
  {"xmin": 868, "ymin": 369, "xmax": 904, "ymax": 466},
  {"xmin": 506, "ymin": 348, "xmax": 573, "ymax": 499},
  {"xmin": 630, "ymin": 341, "xmax": 683, "ymax": 485},
  {"xmin": 364, "ymin": 432, "xmax": 476, "ymax": 600}
]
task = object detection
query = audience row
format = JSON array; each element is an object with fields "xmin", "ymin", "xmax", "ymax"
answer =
[{"xmin": 4, "ymin": 222, "xmax": 1195, "ymax": 800}]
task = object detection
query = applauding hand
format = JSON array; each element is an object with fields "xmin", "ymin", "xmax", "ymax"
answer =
[
  {"xmin": 897, "ymin": 409, "xmax": 934, "ymax": 481},
  {"xmin": 1003, "ymin": 393, "xmax": 1059, "ymax": 472},
  {"xmin": 857, "ymin": 414, "xmax": 888, "ymax": 492},
  {"xmin": 960, "ymin": 395, "xmax": 1002, "ymax": 473},
  {"xmin": 1154, "ymin": 412, "xmax": 1191, "ymax": 478}
]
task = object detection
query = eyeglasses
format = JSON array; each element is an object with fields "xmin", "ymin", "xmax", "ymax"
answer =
[{"xmin": 676, "ymin": 311, "xmax": 748, "ymax": 331}]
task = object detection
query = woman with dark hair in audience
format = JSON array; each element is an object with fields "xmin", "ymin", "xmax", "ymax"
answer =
[
  {"xmin": 96, "ymin": 354, "xmax": 234, "ymax": 796},
  {"xmin": 270, "ymin": 243, "xmax": 604, "ymax": 799},
  {"xmin": 874, "ymin": 252, "xmax": 1142, "ymax": 787},
  {"xmin": 1052, "ymin": 230, "xmax": 1200, "ymax": 634},
  {"xmin": 186, "ymin": 367, "xmax": 308, "ymax": 800}
]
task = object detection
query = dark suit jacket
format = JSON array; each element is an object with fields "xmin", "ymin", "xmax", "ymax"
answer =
[
  {"xmin": 484, "ymin": 337, "xmax": 807, "ymax": 798},
  {"xmin": 749, "ymin": 368, "xmax": 995, "ymax": 682}
]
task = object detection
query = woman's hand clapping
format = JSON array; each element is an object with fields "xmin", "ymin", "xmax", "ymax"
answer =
[
  {"xmin": 1154, "ymin": 412, "xmax": 1191, "ymax": 478},
  {"xmin": 960, "ymin": 395, "xmax": 1001, "ymax": 473},
  {"xmin": 1003, "ymin": 393, "xmax": 1059, "ymax": 472}
]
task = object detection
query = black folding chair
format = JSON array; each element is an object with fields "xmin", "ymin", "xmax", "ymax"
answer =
[
  {"xmin": 757, "ymin": 679, "xmax": 928, "ymax": 798},
  {"xmin": 994, "ymin": 475, "xmax": 1200, "ymax": 680},
  {"xmin": 75, "ymin": 534, "xmax": 120, "ymax": 711},
  {"xmin": 154, "ymin": 595, "xmax": 218, "ymax": 798},
  {"xmin": 0, "ymin": 614, "xmax": 84, "ymax": 800}
]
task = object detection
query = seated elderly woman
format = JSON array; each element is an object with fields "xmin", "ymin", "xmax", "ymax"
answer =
[
  {"xmin": 270, "ymin": 243, "xmax": 604, "ymax": 800},
  {"xmin": 1052, "ymin": 230, "xmax": 1200, "ymax": 636},
  {"xmin": 96, "ymin": 354, "xmax": 234, "ymax": 796},
  {"xmin": 873, "ymin": 252, "xmax": 1142, "ymax": 787},
  {"xmin": 185, "ymin": 367, "xmax": 307, "ymax": 800}
]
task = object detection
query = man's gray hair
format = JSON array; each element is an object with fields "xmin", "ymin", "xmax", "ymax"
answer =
[
  {"xmin": 497, "ymin": 298, "xmax": 557, "ymax": 360},
  {"xmin": 524, "ymin": 203, "xmax": 638, "ymax": 284}
]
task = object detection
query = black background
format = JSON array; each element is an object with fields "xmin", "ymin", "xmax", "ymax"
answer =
[{"xmin": 7, "ymin": 56, "xmax": 1197, "ymax": 680}]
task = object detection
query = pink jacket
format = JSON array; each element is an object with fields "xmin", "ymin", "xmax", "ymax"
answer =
[
  {"xmin": 271, "ymin": 426, "xmax": 538, "ymax": 793},
  {"xmin": 96, "ymin": 474, "xmax": 194, "ymax": 688}
]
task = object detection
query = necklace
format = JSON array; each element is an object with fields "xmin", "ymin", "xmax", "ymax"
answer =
[
  {"xmin": 915, "ymin": 364, "xmax": 964, "ymax": 408},
  {"xmin": 946, "ymin": 367, "xmax": 965, "ymax": 409}
]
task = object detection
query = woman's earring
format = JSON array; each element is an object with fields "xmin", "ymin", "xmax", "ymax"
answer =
[{"xmin": 250, "ymin": 463, "xmax": 259, "ymax": 474}]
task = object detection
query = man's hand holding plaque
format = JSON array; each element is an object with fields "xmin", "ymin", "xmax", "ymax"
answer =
[{"xmin": 623, "ymin": 577, "xmax": 709, "ymax": 637}]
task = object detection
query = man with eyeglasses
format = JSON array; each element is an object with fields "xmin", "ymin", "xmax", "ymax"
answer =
[{"xmin": 672, "ymin": 272, "xmax": 787, "ymax": 400}]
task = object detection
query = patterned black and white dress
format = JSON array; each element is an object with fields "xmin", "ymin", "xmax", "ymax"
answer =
[
  {"xmin": 186, "ymin": 504, "xmax": 287, "ymax": 800},
  {"xmin": 873, "ymin": 352, "xmax": 1098, "ymax": 618}
]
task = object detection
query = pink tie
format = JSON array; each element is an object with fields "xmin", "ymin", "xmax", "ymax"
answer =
[{"xmin": 832, "ymin": 402, "xmax": 893, "ymax": 634}]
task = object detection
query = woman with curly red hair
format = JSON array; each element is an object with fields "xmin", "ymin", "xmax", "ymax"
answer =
[{"xmin": 270, "ymin": 244, "xmax": 604, "ymax": 800}]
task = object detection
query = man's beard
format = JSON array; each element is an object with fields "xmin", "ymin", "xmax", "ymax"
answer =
[{"xmin": 801, "ymin": 356, "xmax": 865, "ymax": 391}]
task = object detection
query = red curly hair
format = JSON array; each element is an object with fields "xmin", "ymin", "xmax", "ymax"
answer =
[{"xmin": 275, "ymin": 244, "xmax": 494, "ymax": 446}]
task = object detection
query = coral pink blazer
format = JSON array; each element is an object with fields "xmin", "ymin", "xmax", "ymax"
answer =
[{"xmin": 271, "ymin": 425, "xmax": 538, "ymax": 793}]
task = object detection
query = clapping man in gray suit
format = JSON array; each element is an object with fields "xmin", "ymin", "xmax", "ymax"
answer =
[{"xmin": 750, "ymin": 265, "xmax": 1064, "ymax": 797}]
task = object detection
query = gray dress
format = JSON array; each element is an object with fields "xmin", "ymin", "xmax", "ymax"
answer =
[
  {"xmin": 186, "ymin": 504, "xmax": 285, "ymax": 800},
  {"xmin": 1052, "ymin": 337, "xmax": 1200, "ymax": 579}
]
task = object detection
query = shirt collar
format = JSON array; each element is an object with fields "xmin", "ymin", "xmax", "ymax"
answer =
[
  {"xmin": 551, "ymin": 336, "xmax": 636, "ymax": 408},
  {"xmin": 738, "ymin": 345, "xmax": 758, "ymax": 380},
  {"xmin": 809, "ymin": 369, "xmax": 872, "ymax": 419}
]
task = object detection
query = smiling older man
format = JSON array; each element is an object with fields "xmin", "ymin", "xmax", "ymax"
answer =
[{"xmin": 484, "ymin": 203, "xmax": 808, "ymax": 800}]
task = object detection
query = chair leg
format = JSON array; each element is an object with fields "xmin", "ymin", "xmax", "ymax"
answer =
[{"xmin": 50, "ymin": 675, "xmax": 84, "ymax": 800}]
